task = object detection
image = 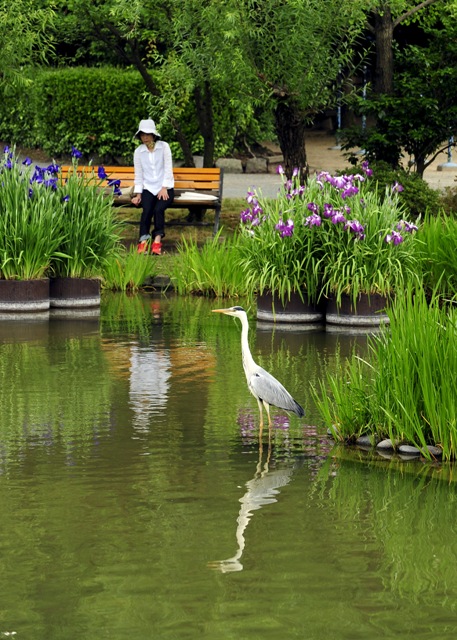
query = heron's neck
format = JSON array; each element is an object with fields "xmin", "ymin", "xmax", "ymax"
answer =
[{"xmin": 240, "ymin": 316, "xmax": 256, "ymax": 374}]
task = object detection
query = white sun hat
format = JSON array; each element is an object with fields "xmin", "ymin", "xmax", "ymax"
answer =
[{"xmin": 135, "ymin": 119, "xmax": 161, "ymax": 138}]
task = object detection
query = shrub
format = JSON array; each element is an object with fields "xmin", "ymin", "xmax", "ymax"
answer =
[{"xmin": 343, "ymin": 161, "xmax": 442, "ymax": 219}]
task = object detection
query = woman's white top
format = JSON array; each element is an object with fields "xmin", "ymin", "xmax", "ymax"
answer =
[{"xmin": 133, "ymin": 141, "xmax": 174, "ymax": 195}]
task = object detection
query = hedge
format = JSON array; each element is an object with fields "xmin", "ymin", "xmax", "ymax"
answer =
[{"xmin": 0, "ymin": 67, "xmax": 146, "ymax": 163}]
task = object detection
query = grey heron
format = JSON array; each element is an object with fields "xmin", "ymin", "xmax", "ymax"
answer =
[{"xmin": 212, "ymin": 306, "xmax": 304, "ymax": 429}]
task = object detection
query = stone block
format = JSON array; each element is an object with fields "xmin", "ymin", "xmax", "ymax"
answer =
[
  {"xmin": 215, "ymin": 158, "xmax": 244, "ymax": 173},
  {"xmin": 245, "ymin": 157, "xmax": 268, "ymax": 173}
]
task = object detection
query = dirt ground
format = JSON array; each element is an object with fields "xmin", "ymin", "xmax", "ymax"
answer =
[{"xmin": 305, "ymin": 131, "xmax": 457, "ymax": 191}]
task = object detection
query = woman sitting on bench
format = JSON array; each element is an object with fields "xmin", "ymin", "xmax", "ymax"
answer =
[{"xmin": 131, "ymin": 119, "xmax": 175, "ymax": 256}]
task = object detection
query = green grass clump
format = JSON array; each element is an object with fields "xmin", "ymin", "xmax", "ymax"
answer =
[
  {"xmin": 171, "ymin": 231, "xmax": 252, "ymax": 298},
  {"xmin": 313, "ymin": 287, "xmax": 457, "ymax": 460},
  {"xmin": 102, "ymin": 245, "xmax": 158, "ymax": 292},
  {"xmin": 416, "ymin": 214, "xmax": 457, "ymax": 298}
]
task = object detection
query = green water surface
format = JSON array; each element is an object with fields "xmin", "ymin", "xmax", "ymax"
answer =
[{"xmin": 0, "ymin": 294, "xmax": 456, "ymax": 640}]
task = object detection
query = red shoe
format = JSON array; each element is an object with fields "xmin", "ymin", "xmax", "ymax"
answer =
[
  {"xmin": 151, "ymin": 242, "xmax": 162, "ymax": 256},
  {"xmin": 137, "ymin": 240, "xmax": 149, "ymax": 254}
]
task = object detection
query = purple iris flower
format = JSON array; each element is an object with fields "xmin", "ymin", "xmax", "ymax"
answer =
[
  {"xmin": 396, "ymin": 219, "xmax": 418, "ymax": 233},
  {"xmin": 22, "ymin": 157, "xmax": 32, "ymax": 166},
  {"xmin": 4, "ymin": 158, "xmax": 13, "ymax": 169},
  {"xmin": 98, "ymin": 166, "xmax": 108, "ymax": 180},
  {"xmin": 292, "ymin": 167, "xmax": 299, "ymax": 177},
  {"xmin": 275, "ymin": 218, "xmax": 294, "ymax": 237},
  {"xmin": 386, "ymin": 231, "xmax": 404, "ymax": 245},
  {"xmin": 240, "ymin": 208, "xmax": 252, "ymax": 223},
  {"xmin": 392, "ymin": 181, "xmax": 404, "ymax": 193},
  {"xmin": 62, "ymin": 195, "xmax": 70, "ymax": 202},
  {"xmin": 304, "ymin": 213, "xmax": 322, "ymax": 227},
  {"xmin": 331, "ymin": 175, "xmax": 348, "ymax": 190},
  {"xmin": 46, "ymin": 163, "xmax": 60, "ymax": 174},
  {"xmin": 345, "ymin": 219, "xmax": 364, "ymax": 234},
  {"xmin": 107, "ymin": 178, "xmax": 121, "ymax": 188},
  {"xmin": 323, "ymin": 203, "xmax": 334, "ymax": 218},
  {"xmin": 3, "ymin": 146, "xmax": 10, "ymax": 153},
  {"xmin": 341, "ymin": 185, "xmax": 359, "ymax": 199},
  {"xmin": 276, "ymin": 164, "xmax": 285, "ymax": 175},
  {"xmin": 246, "ymin": 190, "xmax": 256, "ymax": 204},
  {"xmin": 44, "ymin": 177, "xmax": 58, "ymax": 189},
  {"xmin": 30, "ymin": 166, "xmax": 44, "ymax": 184},
  {"xmin": 361, "ymin": 161, "xmax": 373, "ymax": 177},
  {"xmin": 344, "ymin": 219, "xmax": 365, "ymax": 239},
  {"xmin": 71, "ymin": 146, "xmax": 83, "ymax": 159},
  {"xmin": 307, "ymin": 202, "xmax": 319, "ymax": 214},
  {"xmin": 331, "ymin": 212, "xmax": 347, "ymax": 225}
]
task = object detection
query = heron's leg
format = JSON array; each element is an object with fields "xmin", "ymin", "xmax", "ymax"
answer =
[
  {"xmin": 264, "ymin": 401, "xmax": 272, "ymax": 428},
  {"xmin": 256, "ymin": 397, "xmax": 264, "ymax": 428}
]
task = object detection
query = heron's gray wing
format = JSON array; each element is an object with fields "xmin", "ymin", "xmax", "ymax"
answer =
[{"xmin": 249, "ymin": 366, "xmax": 304, "ymax": 416}]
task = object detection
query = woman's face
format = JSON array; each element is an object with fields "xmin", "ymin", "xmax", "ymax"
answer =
[{"xmin": 140, "ymin": 132, "xmax": 155, "ymax": 144}]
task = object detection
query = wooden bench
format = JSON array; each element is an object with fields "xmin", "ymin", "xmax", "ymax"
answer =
[{"xmin": 59, "ymin": 166, "xmax": 224, "ymax": 234}]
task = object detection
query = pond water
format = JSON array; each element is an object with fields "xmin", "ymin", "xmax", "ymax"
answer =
[{"xmin": 1, "ymin": 293, "xmax": 456, "ymax": 640}]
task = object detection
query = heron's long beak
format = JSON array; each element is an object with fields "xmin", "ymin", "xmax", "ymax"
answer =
[{"xmin": 212, "ymin": 308, "xmax": 230, "ymax": 314}]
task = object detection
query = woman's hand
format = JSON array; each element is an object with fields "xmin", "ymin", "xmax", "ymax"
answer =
[
  {"xmin": 157, "ymin": 187, "xmax": 169, "ymax": 200},
  {"xmin": 131, "ymin": 194, "xmax": 142, "ymax": 206}
]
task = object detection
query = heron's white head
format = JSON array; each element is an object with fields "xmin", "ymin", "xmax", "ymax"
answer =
[{"xmin": 212, "ymin": 306, "xmax": 247, "ymax": 319}]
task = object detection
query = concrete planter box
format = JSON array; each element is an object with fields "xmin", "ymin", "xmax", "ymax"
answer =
[{"xmin": 49, "ymin": 278, "xmax": 101, "ymax": 308}]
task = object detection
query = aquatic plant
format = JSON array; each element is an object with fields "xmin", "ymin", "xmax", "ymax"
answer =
[
  {"xmin": 171, "ymin": 231, "xmax": 252, "ymax": 298},
  {"xmin": 0, "ymin": 145, "xmax": 123, "ymax": 280},
  {"xmin": 313, "ymin": 288, "xmax": 457, "ymax": 460},
  {"xmin": 0, "ymin": 146, "xmax": 64, "ymax": 279},
  {"xmin": 102, "ymin": 245, "xmax": 158, "ymax": 292},
  {"xmin": 51, "ymin": 150, "xmax": 123, "ymax": 278},
  {"xmin": 416, "ymin": 213, "xmax": 457, "ymax": 298},
  {"xmin": 238, "ymin": 163, "xmax": 421, "ymax": 306}
]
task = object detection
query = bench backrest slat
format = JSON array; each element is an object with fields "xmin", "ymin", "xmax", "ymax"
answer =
[{"xmin": 59, "ymin": 165, "xmax": 222, "ymax": 187}]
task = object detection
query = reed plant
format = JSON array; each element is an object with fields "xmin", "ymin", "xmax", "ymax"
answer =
[
  {"xmin": 0, "ymin": 147, "xmax": 65, "ymax": 279},
  {"xmin": 416, "ymin": 213, "xmax": 457, "ymax": 298},
  {"xmin": 313, "ymin": 287, "xmax": 457, "ymax": 459},
  {"xmin": 51, "ymin": 157, "xmax": 124, "ymax": 278},
  {"xmin": 102, "ymin": 245, "xmax": 158, "ymax": 292},
  {"xmin": 171, "ymin": 231, "xmax": 253, "ymax": 298}
]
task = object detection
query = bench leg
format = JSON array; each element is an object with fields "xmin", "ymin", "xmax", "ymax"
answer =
[{"xmin": 213, "ymin": 206, "xmax": 221, "ymax": 235}]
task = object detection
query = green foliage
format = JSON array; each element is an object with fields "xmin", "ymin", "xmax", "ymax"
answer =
[
  {"xmin": 33, "ymin": 68, "xmax": 146, "ymax": 161},
  {"xmin": 439, "ymin": 185, "xmax": 457, "ymax": 216},
  {"xmin": 51, "ymin": 163, "xmax": 124, "ymax": 278},
  {"xmin": 0, "ymin": 0, "xmax": 55, "ymax": 88},
  {"xmin": 102, "ymin": 245, "xmax": 158, "ymax": 292},
  {"xmin": 313, "ymin": 288, "xmax": 457, "ymax": 461},
  {"xmin": 238, "ymin": 164, "xmax": 421, "ymax": 307},
  {"xmin": 0, "ymin": 147, "xmax": 123, "ymax": 280},
  {"xmin": 0, "ymin": 67, "xmax": 146, "ymax": 161},
  {"xmin": 416, "ymin": 214, "xmax": 457, "ymax": 297},
  {"xmin": 344, "ymin": 161, "xmax": 442, "ymax": 218},
  {"xmin": 0, "ymin": 147, "xmax": 64, "ymax": 279},
  {"xmin": 171, "ymin": 232, "xmax": 252, "ymax": 298},
  {"xmin": 238, "ymin": 177, "xmax": 323, "ymax": 304},
  {"xmin": 342, "ymin": 4, "xmax": 457, "ymax": 176}
]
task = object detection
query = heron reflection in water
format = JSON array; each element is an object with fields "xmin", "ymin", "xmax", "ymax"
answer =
[
  {"xmin": 212, "ymin": 306, "xmax": 304, "ymax": 435},
  {"xmin": 208, "ymin": 437, "xmax": 296, "ymax": 573}
]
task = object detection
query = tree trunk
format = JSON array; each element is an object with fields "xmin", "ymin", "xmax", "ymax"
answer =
[
  {"xmin": 195, "ymin": 81, "xmax": 215, "ymax": 168},
  {"xmin": 274, "ymin": 100, "xmax": 308, "ymax": 182},
  {"xmin": 373, "ymin": 5, "xmax": 394, "ymax": 95}
]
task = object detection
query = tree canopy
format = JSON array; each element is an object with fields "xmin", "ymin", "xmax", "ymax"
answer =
[{"xmin": 0, "ymin": 0, "xmax": 55, "ymax": 87}]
